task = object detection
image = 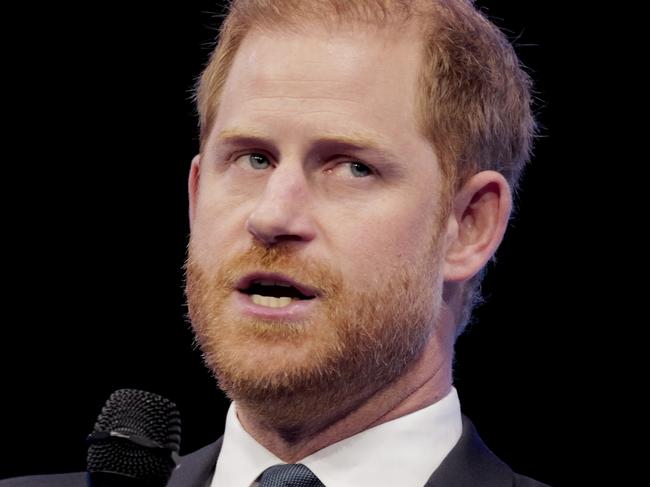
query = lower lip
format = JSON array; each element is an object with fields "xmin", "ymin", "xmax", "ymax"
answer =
[{"xmin": 234, "ymin": 291, "xmax": 319, "ymax": 320}]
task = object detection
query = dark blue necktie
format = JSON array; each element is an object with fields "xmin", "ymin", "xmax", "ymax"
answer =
[{"xmin": 259, "ymin": 463, "xmax": 325, "ymax": 486}]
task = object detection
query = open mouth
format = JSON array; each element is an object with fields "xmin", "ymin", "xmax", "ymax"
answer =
[{"xmin": 238, "ymin": 279, "xmax": 317, "ymax": 308}]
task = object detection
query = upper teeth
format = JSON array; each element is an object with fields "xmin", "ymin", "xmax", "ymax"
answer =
[
  {"xmin": 251, "ymin": 295, "xmax": 295, "ymax": 308},
  {"xmin": 256, "ymin": 280, "xmax": 293, "ymax": 288}
]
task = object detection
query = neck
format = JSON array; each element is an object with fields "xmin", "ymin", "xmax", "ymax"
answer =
[{"xmin": 235, "ymin": 324, "xmax": 454, "ymax": 463}]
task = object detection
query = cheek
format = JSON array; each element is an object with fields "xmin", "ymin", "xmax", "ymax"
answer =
[
  {"xmin": 191, "ymin": 190, "xmax": 250, "ymax": 269},
  {"xmin": 330, "ymin": 212, "xmax": 430, "ymax": 285}
]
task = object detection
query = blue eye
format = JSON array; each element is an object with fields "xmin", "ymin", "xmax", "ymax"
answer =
[
  {"xmin": 348, "ymin": 161, "xmax": 373, "ymax": 178},
  {"xmin": 231, "ymin": 152, "xmax": 271, "ymax": 170},
  {"xmin": 246, "ymin": 153, "xmax": 270, "ymax": 170},
  {"xmin": 324, "ymin": 160, "xmax": 375, "ymax": 179}
]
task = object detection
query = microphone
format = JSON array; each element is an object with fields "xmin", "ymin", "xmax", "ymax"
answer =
[{"xmin": 86, "ymin": 389, "xmax": 182, "ymax": 487}]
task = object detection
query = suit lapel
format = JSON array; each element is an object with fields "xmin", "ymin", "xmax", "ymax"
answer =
[
  {"xmin": 424, "ymin": 415, "xmax": 514, "ymax": 487},
  {"xmin": 167, "ymin": 436, "xmax": 224, "ymax": 487}
]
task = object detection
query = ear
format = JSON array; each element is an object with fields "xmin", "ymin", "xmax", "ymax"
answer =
[
  {"xmin": 188, "ymin": 154, "xmax": 201, "ymax": 231},
  {"xmin": 442, "ymin": 170, "xmax": 512, "ymax": 282}
]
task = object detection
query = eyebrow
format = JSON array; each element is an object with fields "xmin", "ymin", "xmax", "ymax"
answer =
[{"xmin": 214, "ymin": 127, "xmax": 401, "ymax": 163}]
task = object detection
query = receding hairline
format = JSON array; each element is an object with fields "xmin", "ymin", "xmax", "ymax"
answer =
[
  {"xmin": 198, "ymin": 14, "xmax": 435, "ymax": 156},
  {"xmin": 226, "ymin": 0, "xmax": 435, "ymax": 36}
]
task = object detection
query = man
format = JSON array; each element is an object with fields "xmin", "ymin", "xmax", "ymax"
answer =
[{"xmin": 1, "ymin": 0, "xmax": 548, "ymax": 486}]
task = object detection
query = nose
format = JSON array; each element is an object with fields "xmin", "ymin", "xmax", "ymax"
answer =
[{"xmin": 245, "ymin": 163, "xmax": 316, "ymax": 245}]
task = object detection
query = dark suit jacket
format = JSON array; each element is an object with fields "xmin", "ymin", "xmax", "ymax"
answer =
[{"xmin": 0, "ymin": 415, "xmax": 550, "ymax": 486}]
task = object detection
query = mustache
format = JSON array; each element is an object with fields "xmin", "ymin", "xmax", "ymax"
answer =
[{"xmin": 186, "ymin": 239, "xmax": 343, "ymax": 298}]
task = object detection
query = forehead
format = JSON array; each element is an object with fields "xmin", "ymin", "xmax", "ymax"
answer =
[{"xmin": 210, "ymin": 24, "xmax": 427, "ymax": 150}]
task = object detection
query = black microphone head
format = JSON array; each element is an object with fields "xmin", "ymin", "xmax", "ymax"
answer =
[{"xmin": 86, "ymin": 388, "xmax": 181, "ymax": 486}]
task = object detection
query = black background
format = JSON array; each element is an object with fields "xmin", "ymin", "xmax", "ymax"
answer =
[{"xmin": 2, "ymin": 2, "xmax": 604, "ymax": 485}]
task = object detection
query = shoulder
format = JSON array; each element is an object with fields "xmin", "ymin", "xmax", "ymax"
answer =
[
  {"xmin": 424, "ymin": 415, "xmax": 552, "ymax": 487},
  {"xmin": 0, "ymin": 472, "xmax": 86, "ymax": 486},
  {"xmin": 513, "ymin": 472, "xmax": 552, "ymax": 487}
]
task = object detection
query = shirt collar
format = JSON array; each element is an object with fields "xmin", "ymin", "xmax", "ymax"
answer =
[{"xmin": 211, "ymin": 387, "xmax": 462, "ymax": 487}]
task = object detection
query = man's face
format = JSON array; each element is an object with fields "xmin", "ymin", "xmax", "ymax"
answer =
[{"xmin": 186, "ymin": 24, "xmax": 451, "ymax": 427}]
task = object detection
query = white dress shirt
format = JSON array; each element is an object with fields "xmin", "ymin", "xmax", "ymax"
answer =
[{"xmin": 209, "ymin": 386, "xmax": 462, "ymax": 487}]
